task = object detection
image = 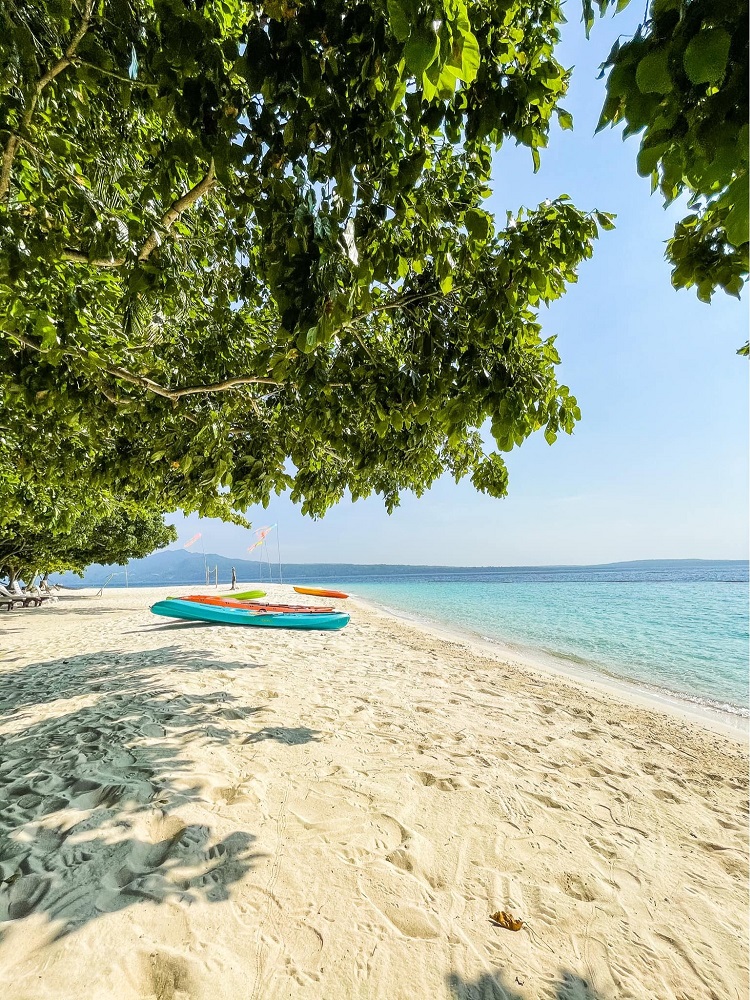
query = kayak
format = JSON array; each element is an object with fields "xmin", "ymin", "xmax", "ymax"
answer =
[
  {"xmin": 151, "ymin": 598, "xmax": 349, "ymax": 630},
  {"xmin": 177, "ymin": 595, "xmax": 335, "ymax": 613},
  {"xmin": 293, "ymin": 586, "xmax": 349, "ymax": 599},
  {"xmin": 168, "ymin": 590, "xmax": 266, "ymax": 601}
]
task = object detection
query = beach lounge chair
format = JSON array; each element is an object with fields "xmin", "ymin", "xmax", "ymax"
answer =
[
  {"xmin": 10, "ymin": 581, "xmax": 49, "ymax": 604},
  {"xmin": 0, "ymin": 583, "xmax": 40, "ymax": 609},
  {"xmin": 21, "ymin": 581, "xmax": 56, "ymax": 603},
  {"xmin": 33, "ymin": 583, "xmax": 58, "ymax": 601}
]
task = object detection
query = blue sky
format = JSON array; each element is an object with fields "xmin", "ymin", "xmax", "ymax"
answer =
[{"xmin": 169, "ymin": 7, "xmax": 748, "ymax": 566}]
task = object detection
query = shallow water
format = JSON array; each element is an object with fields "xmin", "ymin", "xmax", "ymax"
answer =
[{"xmin": 350, "ymin": 562, "xmax": 749, "ymax": 717}]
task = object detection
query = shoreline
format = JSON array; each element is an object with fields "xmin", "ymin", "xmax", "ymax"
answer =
[
  {"xmin": 349, "ymin": 594, "xmax": 749, "ymax": 744},
  {"xmin": 50, "ymin": 582, "xmax": 749, "ymax": 740}
]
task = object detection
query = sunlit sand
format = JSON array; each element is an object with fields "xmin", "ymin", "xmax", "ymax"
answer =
[{"xmin": 0, "ymin": 586, "xmax": 746, "ymax": 999}]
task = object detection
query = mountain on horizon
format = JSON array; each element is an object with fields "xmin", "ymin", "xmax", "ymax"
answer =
[{"xmin": 48, "ymin": 549, "xmax": 748, "ymax": 588}]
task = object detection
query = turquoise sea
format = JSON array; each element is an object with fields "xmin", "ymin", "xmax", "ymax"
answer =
[{"xmin": 347, "ymin": 562, "xmax": 749, "ymax": 718}]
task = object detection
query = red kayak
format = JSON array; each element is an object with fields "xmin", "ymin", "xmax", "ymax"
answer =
[{"xmin": 178, "ymin": 595, "xmax": 335, "ymax": 614}]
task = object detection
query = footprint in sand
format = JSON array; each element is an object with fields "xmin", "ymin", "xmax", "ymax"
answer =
[
  {"xmin": 139, "ymin": 722, "xmax": 166, "ymax": 738},
  {"xmin": 364, "ymin": 892, "xmax": 441, "ymax": 940},
  {"xmin": 559, "ymin": 872, "xmax": 599, "ymax": 902},
  {"xmin": 584, "ymin": 834, "xmax": 618, "ymax": 862},
  {"xmin": 3, "ymin": 873, "xmax": 50, "ymax": 920},
  {"xmin": 414, "ymin": 772, "xmax": 463, "ymax": 791},
  {"xmin": 525, "ymin": 885, "xmax": 557, "ymax": 926},
  {"xmin": 716, "ymin": 816, "xmax": 741, "ymax": 831},
  {"xmin": 651, "ymin": 788, "xmax": 681, "ymax": 804},
  {"xmin": 128, "ymin": 814, "xmax": 187, "ymax": 873},
  {"xmin": 358, "ymin": 860, "xmax": 441, "ymax": 941},
  {"xmin": 529, "ymin": 792, "xmax": 565, "ymax": 810},
  {"xmin": 386, "ymin": 848, "xmax": 416, "ymax": 874},
  {"xmin": 284, "ymin": 921, "xmax": 325, "ymax": 986},
  {"xmin": 138, "ymin": 951, "xmax": 193, "ymax": 1000}
]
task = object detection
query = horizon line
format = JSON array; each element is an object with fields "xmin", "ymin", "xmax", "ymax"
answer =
[{"xmin": 150, "ymin": 554, "xmax": 748, "ymax": 569}]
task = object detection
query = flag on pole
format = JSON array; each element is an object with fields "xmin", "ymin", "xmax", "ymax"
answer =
[
  {"xmin": 183, "ymin": 533, "xmax": 202, "ymax": 549},
  {"xmin": 247, "ymin": 524, "xmax": 276, "ymax": 554}
]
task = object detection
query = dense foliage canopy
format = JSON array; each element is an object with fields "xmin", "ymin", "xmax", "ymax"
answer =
[
  {"xmin": 0, "ymin": 0, "xmax": 613, "ymax": 522},
  {"xmin": 0, "ymin": 482, "xmax": 175, "ymax": 582},
  {"xmin": 588, "ymin": 0, "xmax": 748, "ymax": 324}
]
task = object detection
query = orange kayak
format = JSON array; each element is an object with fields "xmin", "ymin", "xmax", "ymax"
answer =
[
  {"xmin": 293, "ymin": 586, "xmax": 349, "ymax": 599},
  {"xmin": 178, "ymin": 595, "xmax": 335, "ymax": 613}
]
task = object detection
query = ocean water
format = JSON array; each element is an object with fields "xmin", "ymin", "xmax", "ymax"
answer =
[{"xmin": 348, "ymin": 562, "xmax": 749, "ymax": 718}]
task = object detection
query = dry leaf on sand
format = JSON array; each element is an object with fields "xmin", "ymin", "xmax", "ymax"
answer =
[{"xmin": 490, "ymin": 910, "xmax": 524, "ymax": 931}]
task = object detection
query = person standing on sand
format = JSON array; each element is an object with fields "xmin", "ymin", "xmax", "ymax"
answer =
[{"xmin": 231, "ymin": 566, "xmax": 237, "ymax": 590}]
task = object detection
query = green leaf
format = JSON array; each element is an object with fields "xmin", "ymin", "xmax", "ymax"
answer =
[
  {"xmin": 595, "ymin": 211, "xmax": 616, "ymax": 231},
  {"xmin": 47, "ymin": 134, "xmax": 71, "ymax": 156},
  {"xmin": 35, "ymin": 315, "xmax": 58, "ymax": 349},
  {"xmin": 635, "ymin": 49, "xmax": 672, "ymax": 95},
  {"xmin": 465, "ymin": 208, "xmax": 490, "ymax": 240},
  {"xmin": 636, "ymin": 142, "xmax": 666, "ymax": 177},
  {"xmin": 724, "ymin": 176, "xmax": 749, "ymax": 248},
  {"xmin": 404, "ymin": 25, "xmax": 440, "ymax": 79},
  {"xmin": 556, "ymin": 108, "xmax": 574, "ymax": 130},
  {"xmin": 683, "ymin": 29, "xmax": 731, "ymax": 85},
  {"xmin": 724, "ymin": 274, "xmax": 744, "ymax": 298},
  {"xmin": 459, "ymin": 31, "xmax": 480, "ymax": 84},
  {"xmin": 387, "ymin": 0, "xmax": 414, "ymax": 42},
  {"xmin": 389, "ymin": 80, "xmax": 407, "ymax": 110}
]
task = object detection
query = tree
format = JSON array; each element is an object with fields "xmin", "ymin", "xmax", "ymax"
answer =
[
  {"xmin": 1, "ymin": 0, "xmax": 613, "ymax": 521},
  {"xmin": 0, "ymin": 482, "xmax": 176, "ymax": 584},
  {"xmin": 587, "ymin": 0, "xmax": 748, "ymax": 339}
]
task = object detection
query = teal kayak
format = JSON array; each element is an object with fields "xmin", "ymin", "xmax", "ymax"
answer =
[{"xmin": 151, "ymin": 598, "xmax": 350, "ymax": 631}]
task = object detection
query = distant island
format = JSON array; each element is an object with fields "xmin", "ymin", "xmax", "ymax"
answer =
[{"xmin": 49, "ymin": 551, "xmax": 749, "ymax": 588}]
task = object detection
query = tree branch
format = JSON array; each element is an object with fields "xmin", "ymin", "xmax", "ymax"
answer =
[
  {"xmin": 60, "ymin": 159, "xmax": 217, "ymax": 268},
  {"xmin": 0, "ymin": 137, "xmax": 21, "ymax": 201},
  {"xmin": 0, "ymin": 0, "xmax": 94, "ymax": 200},
  {"xmin": 100, "ymin": 382, "xmax": 198, "ymax": 424},
  {"xmin": 167, "ymin": 374, "xmax": 281, "ymax": 399},
  {"xmin": 70, "ymin": 58, "xmax": 156, "ymax": 87},
  {"xmin": 62, "ymin": 249, "xmax": 127, "ymax": 268},
  {"xmin": 338, "ymin": 283, "xmax": 468, "ymax": 341},
  {"xmin": 137, "ymin": 160, "xmax": 216, "ymax": 262},
  {"xmin": 9, "ymin": 332, "xmax": 282, "ymax": 402}
]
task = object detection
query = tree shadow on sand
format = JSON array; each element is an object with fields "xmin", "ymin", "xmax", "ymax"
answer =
[
  {"xmin": 0, "ymin": 646, "xmax": 319, "ymax": 941},
  {"xmin": 447, "ymin": 970, "xmax": 603, "ymax": 1000}
]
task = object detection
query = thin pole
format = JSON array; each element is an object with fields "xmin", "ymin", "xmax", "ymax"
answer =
[{"xmin": 276, "ymin": 525, "xmax": 283, "ymax": 584}]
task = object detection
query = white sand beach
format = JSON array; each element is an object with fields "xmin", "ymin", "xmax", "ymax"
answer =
[{"xmin": 0, "ymin": 585, "xmax": 747, "ymax": 1000}]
